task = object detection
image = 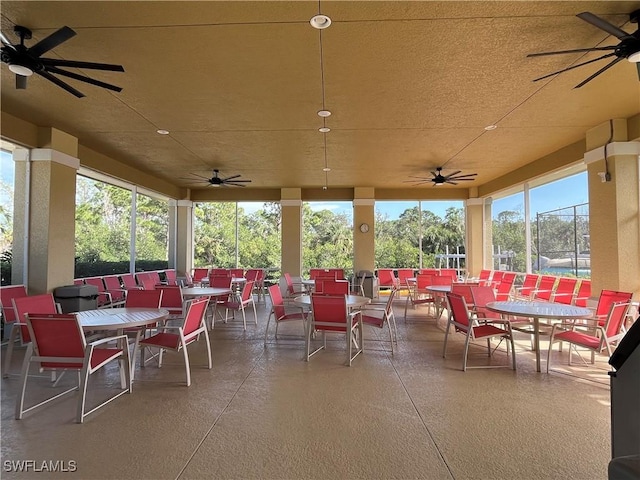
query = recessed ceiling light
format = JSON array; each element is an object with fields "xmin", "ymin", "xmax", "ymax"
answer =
[
  {"xmin": 319, "ymin": 127, "xmax": 331, "ymax": 133},
  {"xmin": 484, "ymin": 125, "xmax": 497, "ymax": 131},
  {"xmin": 310, "ymin": 14, "xmax": 332, "ymax": 29},
  {"xmin": 323, "ymin": 167, "xmax": 331, "ymax": 172},
  {"xmin": 156, "ymin": 129, "xmax": 170, "ymax": 135},
  {"xmin": 322, "ymin": 186, "xmax": 328, "ymax": 190},
  {"xmin": 317, "ymin": 110, "xmax": 332, "ymax": 117}
]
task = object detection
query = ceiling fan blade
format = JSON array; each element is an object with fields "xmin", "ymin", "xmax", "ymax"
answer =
[
  {"xmin": 46, "ymin": 66, "xmax": 123, "ymax": 92},
  {"xmin": 448, "ymin": 174, "xmax": 477, "ymax": 180},
  {"xmin": 445, "ymin": 180, "xmax": 459, "ymax": 185},
  {"xmin": 574, "ymin": 56, "xmax": 624, "ymax": 88},
  {"xmin": 532, "ymin": 53, "xmax": 617, "ymax": 82},
  {"xmin": 41, "ymin": 58, "xmax": 125, "ymax": 72},
  {"xmin": 430, "ymin": 171, "xmax": 438, "ymax": 177},
  {"xmin": 444, "ymin": 170, "xmax": 462, "ymax": 178},
  {"xmin": 28, "ymin": 26, "xmax": 76, "ymax": 57},
  {"xmin": 181, "ymin": 173, "xmax": 210, "ymax": 180},
  {"xmin": 1, "ymin": 31, "xmax": 16, "ymax": 49},
  {"xmin": 225, "ymin": 180, "xmax": 251, "ymax": 183},
  {"xmin": 16, "ymin": 74, "xmax": 27, "ymax": 89},
  {"xmin": 576, "ymin": 12, "xmax": 633, "ymax": 40},
  {"xmin": 527, "ymin": 46, "xmax": 616, "ymax": 57},
  {"xmin": 221, "ymin": 174, "xmax": 242, "ymax": 181},
  {"xmin": 225, "ymin": 183, "xmax": 248, "ymax": 187},
  {"xmin": 35, "ymin": 70, "xmax": 84, "ymax": 97}
]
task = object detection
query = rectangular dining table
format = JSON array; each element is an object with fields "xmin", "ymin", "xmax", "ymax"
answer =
[{"xmin": 485, "ymin": 300, "xmax": 593, "ymax": 372}]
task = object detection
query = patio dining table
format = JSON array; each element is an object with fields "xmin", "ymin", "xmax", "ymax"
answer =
[{"xmin": 485, "ymin": 300, "xmax": 593, "ymax": 372}]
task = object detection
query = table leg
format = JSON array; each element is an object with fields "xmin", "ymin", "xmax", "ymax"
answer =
[{"xmin": 533, "ymin": 317, "xmax": 541, "ymax": 372}]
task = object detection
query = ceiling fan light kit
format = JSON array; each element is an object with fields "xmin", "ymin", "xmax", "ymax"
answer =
[{"xmin": 528, "ymin": 10, "xmax": 640, "ymax": 88}]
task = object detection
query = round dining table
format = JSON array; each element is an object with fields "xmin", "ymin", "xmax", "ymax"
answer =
[
  {"xmin": 485, "ymin": 300, "xmax": 593, "ymax": 372},
  {"xmin": 181, "ymin": 287, "xmax": 233, "ymax": 298}
]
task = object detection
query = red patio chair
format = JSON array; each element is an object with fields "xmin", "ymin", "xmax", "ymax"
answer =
[
  {"xmin": 138, "ymin": 297, "xmax": 211, "ymax": 386},
  {"xmin": 377, "ymin": 268, "xmax": 398, "ymax": 290},
  {"xmin": 209, "ymin": 268, "xmax": 229, "ymax": 277},
  {"xmin": 573, "ymin": 279, "xmax": 591, "ymax": 307},
  {"xmin": 230, "ymin": 268, "xmax": 244, "ymax": 278},
  {"xmin": 264, "ymin": 284, "xmax": 307, "ymax": 346},
  {"xmin": 84, "ymin": 277, "xmax": 113, "ymax": 308},
  {"xmin": 1, "ymin": 285, "xmax": 29, "ymax": 377},
  {"xmin": 592, "ymin": 289, "xmax": 633, "ymax": 327},
  {"xmin": 443, "ymin": 292, "xmax": 516, "ymax": 371},
  {"xmin": 16, "ymin": 312, "xmax": 130, "ymax": 423},
  {"xmin": 120, "ymin": 273, "xmax": 141, "ymax": 291},
  {"xmin": 321, "ymin": 279, "xmax": 350, "ymax": 295},
  {"xmin": 283, "ymin": 273, "xmax": 306, "ymax": 301},
  {"xmin": 221, "ymin": 280, "xmax": 257, "ymax": 330},
  {"xmin": 156, "ymin": 285, "xmax": 185, "ymax": 321},
  {"xmin": 514, "ymin": 273, "xmax": 539, "ymax": 299},
  {"xmin": 103, "ymin": 275, "xmax": 126, "ymax": 306},
  {"xmin": 396, "ymin": 268, "xmax": 414, "ymax": 298},
  {"xmin": 245, "ymin": 268, "xmax": 266, "ymax": 302},
  {"xmin": 420, "ymin": 268, "xmax": 440, "ymax": 276},
  {"xmin": 4, "ymin": 294, "xmax": 60, "ymax": 378},
  {"xmin": 551, "ymin": 277, "xmax": 578, "ymax": 305},
  {"xmin": 404, "ymin": 274, "xmax": 437, "ymax": 319},
  {"xmin": 495, "ymin": 272, "xmax": 517, "ymax": 301},
  {"xmin": 163, "ymin": 269, "xmax": 178, "ymax": 285},
  {"xmin": 360, "ymin": 288, "xmax": 398, "ymax": 354},
  {"xmin": 191, "ymin": 268, "xmax": 209, "ymax": 285},
  {"xmin": 547, "ymin": 301, "xmax": 630, "ymax": 371},
  {"xmin": 307, "ymin": 294, "xmax": 363, "ymax": 366},
  {"xmin": 439, "ymin": 269, "xmax": 458, "ymax": 282},
  {"xmin": 531, "ymin": 275, "xmax": 557, "ymax": 301}
]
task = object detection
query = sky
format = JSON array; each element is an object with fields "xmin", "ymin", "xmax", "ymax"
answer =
[{"xmin": 1, "ymin": 150, "xmax": 588, "ymax": 220}]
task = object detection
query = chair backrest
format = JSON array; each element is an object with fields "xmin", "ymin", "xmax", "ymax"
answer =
[
  {"xmin": 533, "ymin": 275, "xmax": 556, "ymax": 301},
  {"xmin": 84, "ymin": 276, "xmax": 109, "ymax": 301},
  {"xmin": 121, "ymin": 273, "xmax": 139, "ymax": 289},
  {"xmin": 25, "ymin": 313, "xmax": 86, "ymax": 369},
  {"xmin": 156, "ymin": 285, "xmax": 184, "ymax": 310},
  {"xmin": 377, "ymin": 269, "xmax": 396, "ymax": 287},
  {"xmin": 446, "ymin": 292, "xmax": 471, "ymax": 331},
  {"xmin": 396, "ymin": 269, "xmax": 414, "ymax": 284},
  {"xmin": 328, "ymin": 269, "xmax": 345, "ymax": 280},
  {"xmin": 13, "ymin": 293, "xmax": 60, "ymax": 343},
  {"xmin": 595, "ymin": 290, "xmax": 633, "ymax": 320},
  {"xmin": 519, "ymin": 274, "xmax": 540, "ymax": 297},
  {"xmin": 573, "ymin": 279, "xmax": 591, "ymax": 307},
  {"xmin": 73, "ymin": 279, "xmax": 85, "ymax": 285},
  {"xmin": 124, "ymin": 289, "xmax": 162, "ymax": 308},
  {"xmin": 245, "ymin": 269, "xmax": 260, "ymax": 282},
  {"xmin": 500, "ymin": 272, "xmax": 517, "ymax": 286},
  {"xmin": 322, "ymin": 280, "xmax": 350, "ymax": 295},
  {"xmin": 470, "ymin": 285, "xmax": 497, "ymax": 319},
  {"xmin": 420, "ymin": 269, "xmax": 440, "ymax": 276},
  {"xmin": 148, "ymin": 271, "xmax": 162, "ymax": 285},
  {"xmin": 439, "ymin": 269, "xmax": 458, "ymax": 281},
  {"xmin": 283, "ymin": 273, "xmax": 296, "ymax": 294},
  {"xmin": 0, "ymin": 284, "xmax": 28, "ymax": 323},
  {"xmin": 490, "ymin": 271, "xmax": 505, "ymax": 286},
  {"xmin": 164, "ymin": 269, "xmax": 178, "ymax": 285},
  {"xmin": 478, "ymin": 269, "xmax": 492, "ymax": 281},
  {"xmin": 432, "ymin": 275, "xmax": 453, "ymax": 286},
  {"xmin": 230, "ymin": 268, "xmax": 244, "ymax": 278},
  {"xmin": 103, "ymin": 275, "xmax": 126, "ymax": 303},
  {"xmin": 182, "ymin": 297, "xmax": 209, "ymax": 337},
  {"xmin": 210, "ymin": 268, "xmax": 229, "ymax": 277},
  {"xmin": 495, "ymin": 280, "xmax": 514, "ymax": 301},
  {"xmin": 310, "ymin": 294, "xmax": 349, "ymax": 332},
  {"xmin": 240, "ymin": 281, "xmax": 255, "ymax": 302},
  {"xmin": 209, "ymin": 273, "xmax": 231, "ymax": 286},
  {"xmin": 192, "ymin": 268, "xmax": 209, "ymax": 282},
  {"xmin": 210, "ymin": 275, "xmax": 233, "ymax": 289},
  {"xmin": 603, "ymin": 302, "xmax": 631, "ymax": 339},
  {"xmin": 552, "ymin": 277, "xmax": 578, "ymax": 305},
  {"xmin": 451, "ymin": 284, "xmax": 475, "ymax": 306},
  {"xmin": 268, "ymin": 284, "xmax": 286, "ymax": 320},
  {"xmin": 416, "ymin": 274, "xmax": 436, "ymax": 289},
  {"xmin": 314, "ymin": 278, "xmax": 325, "ymax": 294}
]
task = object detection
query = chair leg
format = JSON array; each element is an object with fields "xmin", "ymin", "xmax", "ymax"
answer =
[
  {"xmin": 241, "ymin": 305, "xmax": 246, "ymax": 330},
  {"xmin": 3, "ymin": 326, "xmax": 20, "ymax": 378},
  {"xmin": 252, "ymin": 301, "xmax": 257, "ymax": 325},
  {"xmin": 462, "ymin": 335, "xmax": 472, "ymax": 372},
  {"xmin": 264, "ymin": 313, "xmax": 272, "ymax": 346},
  {"xmin": 181, "ymin": 342, "xmax": 191, "ymax": 387},
  {"xmin": 15, "ymin": 344, "xmax": 33, "ymax": 420},
  {"xmin": 203, "ymin": 329, "xmax": 212, "ymax": 369},
  {"xmin": 76, "ymin": 361, "xmax": 91, "ymax": 423}
]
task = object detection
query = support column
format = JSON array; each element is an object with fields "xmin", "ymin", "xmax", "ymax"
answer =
[
  {"xmin": 483, "ymin": 198, "xmax": 493, "ymax": 271},
  {"xmin": 281, "ymin": 189, "xmax": 302, "ymax": 276},
  {"xmin": 13, "ymin": 128, "xmax": 79, "ymax": 294},
  {"xmin": 353, "ymin": 188, "xmax": 375, "ymax": 274},
  {"xmin": 584, "ymin": 119, "xmax": 640, "ymax": 297},
  {"xmin": 170, "ymin": 199, "xmax": 193, "ymax": 277},
  {"xmin": 465, "ymin": 198, "xmax": 484, "ymax": 278}
]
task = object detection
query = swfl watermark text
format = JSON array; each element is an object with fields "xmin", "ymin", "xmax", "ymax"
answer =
[{"xmin": 3, "ymin": 459, "xmax": 77, "ymax": 473}]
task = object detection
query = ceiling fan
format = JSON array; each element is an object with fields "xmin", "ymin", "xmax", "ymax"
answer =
[
  {"xmin": 183, "ymin": 169, "xmax": 252, "ymax": 188},
  {"xmin": 0, "ymin": 25, "xmax": 124, "ymax": 98},
  {"xmin": 405, "ymin": 167, "xmax": 478, "ymax": 186},
  {"xmin": 528, "ymin": 10, "xmax": 640, "ymax": 88}
]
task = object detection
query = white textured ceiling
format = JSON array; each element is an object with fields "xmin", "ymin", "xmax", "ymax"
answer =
[{"xmin": 1, "ymin": 1, "xmax": 639, "ymax": 192}]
